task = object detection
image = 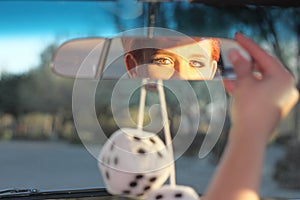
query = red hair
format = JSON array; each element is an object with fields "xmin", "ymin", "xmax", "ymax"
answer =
[{"xmin": 210, "ymin": 39, "xmax": 221, "ymax": 62}]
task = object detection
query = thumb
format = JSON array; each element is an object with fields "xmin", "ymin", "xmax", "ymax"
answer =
[{"xmin": 228, "ymin": 49, "xmax": 252, "ymax": 81}]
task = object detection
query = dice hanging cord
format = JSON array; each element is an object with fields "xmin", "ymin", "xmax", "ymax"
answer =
[
  {"xmin": 137, "ymin": 78, "xmax": 147, "ymax": 130},
  {"xmin": 157, "ymin": 79, "xmax": 176, "ymax": 187},
  {"xmin": 137, "ymin": 79, "xmax": 176, "ymax": 187}
]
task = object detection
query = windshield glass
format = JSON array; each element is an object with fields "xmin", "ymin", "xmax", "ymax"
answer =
[{"xmin": 0, "ymin": 1, "xmax": 300, "ymax": 199}]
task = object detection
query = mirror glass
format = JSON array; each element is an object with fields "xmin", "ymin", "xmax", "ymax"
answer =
[{"xmin": 52, "ymin": 37, "xmax": 250, "ymax": 80}]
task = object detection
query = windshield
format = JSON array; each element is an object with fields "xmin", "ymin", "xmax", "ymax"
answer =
[{"xmin": 0, "ymin": 1, "xmax": 300, "ymax": 199}]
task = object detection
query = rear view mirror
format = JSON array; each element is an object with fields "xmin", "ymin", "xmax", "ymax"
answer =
[{"xmin": 51, "ymin": 36, "xmax": 250, "ymax": 80}]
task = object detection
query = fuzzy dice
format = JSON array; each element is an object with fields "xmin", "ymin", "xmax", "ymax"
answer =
[
  {"xmin": 98, "ymin": 128, "xmax": 173, "ymax": 197},
  {"xmin": 147, "ymin": 185, "xmax": 200, "ymax": 200}
]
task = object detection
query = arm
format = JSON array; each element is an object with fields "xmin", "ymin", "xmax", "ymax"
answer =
[{"xmin": 204, "ymin": 33, "xmax": 299, "ymax": 200}]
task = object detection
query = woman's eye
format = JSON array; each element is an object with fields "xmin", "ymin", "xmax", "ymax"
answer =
[
  {"xmin": 152, "ymin": 57, "xmax": 174, "ymax": 66},
  {"xmin": 189, "ymin": 60, "xmax": 205, "ymax": 68}
]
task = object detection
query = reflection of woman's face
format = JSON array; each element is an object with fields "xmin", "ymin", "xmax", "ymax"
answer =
[
  {"xmin": 150, "ymin": 40, "xmax": 217, "ymax": 80},
  {"xmin": 126, "ymin": 40, "xmax": 218, "ymax": 80}
]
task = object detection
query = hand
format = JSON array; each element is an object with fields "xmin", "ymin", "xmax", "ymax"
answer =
[
  {"xmin": 204, "ymin": 34, "xmax": 299, "ymax": 200},
  {"xmin": 224, "ymin": 33, "xmax": 299, "ymax": 140}
]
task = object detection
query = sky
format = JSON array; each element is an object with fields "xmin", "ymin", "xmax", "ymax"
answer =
[
  {"xmin": 0, "ymin": 35, "xmax": 54, "ymax": 74},
  {"xmin": 0, "ymin": 1, "xmax": 143, "ymax": 75}
]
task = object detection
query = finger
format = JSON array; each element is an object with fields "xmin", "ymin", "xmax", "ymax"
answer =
[
  {"xmin": 235, "ymin": 32, "xmax": 284, "ymax": 76},
  {"xmin": 223, "ymin": 79, "xmax": 235, "ymax": 95},
  {"xmin": 253, "ymin": 62, "xmax": 263, "ymax": 80},
  {"xmin": 228, "ymin": 49, "xmax": 253, "ymax": 81}
]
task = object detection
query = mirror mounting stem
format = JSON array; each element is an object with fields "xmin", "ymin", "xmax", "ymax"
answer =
[{"xmin": 147, "ymin": 2, "xmax": 160, "ymax": 37}]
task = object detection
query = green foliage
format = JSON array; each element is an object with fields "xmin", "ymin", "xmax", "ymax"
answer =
[
  {"xmin": 0, "ymin": 43, "xmax": 75, "ymax": 141},
  {"xmin": 18, "ymin": 44, "xmax": 73, "ymax": 114},
  {"xmin": 0, "ymin": 112, "xmax": 76, "ymax": 141},
  {"xmin": 0, "ymin": 44, "xmax": 74, "ymax": 116},
  {"xmin": 0, "ymin": 114, "xmax": 15, "ymax": 140},
  {"xmin": 0, "ymin": 73, "xmax": 27, "ymax": 115},
  {"xmin": 15, "ymin": 112, "xmax": 53, "ymax": 140}
]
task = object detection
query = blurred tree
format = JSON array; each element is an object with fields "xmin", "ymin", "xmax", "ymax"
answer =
[
  {"xmin": 0, "ymin": 73, "xmax": 27, "ymax": 116},
  {"xmin": 18, "ymin": 44, "xmax": 74, "ymax": 138},
  {"xmin": 0, "ymin": 43, "xmax": 75, "ymax": 139},
  {"xmin": 18, "ymin": 44, "xmax": 73, "ymax": 114}
]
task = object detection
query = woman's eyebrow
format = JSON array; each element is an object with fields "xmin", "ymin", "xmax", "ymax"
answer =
[
  {"xmin": 188, "ymin": 54, "xmax": 207, "ymax": 59},
  {"xmin": 156, "ymin": 49, "xmax": 208, "ymax": 58},
  {"xmin": 153, "ymin": 49, "xmax": 177, "ymax": 57}
]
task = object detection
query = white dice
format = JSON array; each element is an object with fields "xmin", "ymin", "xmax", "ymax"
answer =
[
  {"xmin": 147, "ymin": 185, "xmax": 200, "ymax": 200},
  {"xmin": 98, "ymin": 128, "xmax": 173, "ymax": 197}
]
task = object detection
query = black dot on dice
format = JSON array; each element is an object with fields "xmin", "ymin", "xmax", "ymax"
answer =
[
  {"xmin": 114, "ymin": 157, "xmax": 118, "ymax": 165},
  {"xmin": 149, "ymin": 138, "xmax": 156, "ymax": 144},
  {"xmin": 155, "ymin": 194, "xmax": 163, "ymax": 200},
  {"xmin": 129, "ymin": 181, "xmax": 138, "ymax": 187},
  {"xmin": 135, "ymin": 174, "xmax": 144, "ymax": 180},
  {"xmin": 157, "ymin": 151, "xmax": 163, "ymax": 158},
  {"xmin": 137, "ymin": 148, "xmax": 146, "ymax": 154},
  {"xmin": 110, "ymin": 143, "xmax": 114, "ymax": 151},
  {"xmin": 105, "ymin": 171, "xmax": 110, "ymax": 180},
  {"xmin": 123, "ymin": 190, "xmax": 130, "ymax": 195},
  {"xmin": 175, "ymin": 193, "xmax": 183, "ymax": 198},
  {"xmin": 137, "ymin": 193, "xmax": 144, "ymax": 196},
  {"xmin": 149, "ymin": 177, "xmax": 157, "ymax": 182},
  {"xmin": 144, "ymin": 185, "xmax": 151, "ymax": 191},
  {"xmin": 133, "ymin": 136, "xmax": 141, "ymax": 141}
]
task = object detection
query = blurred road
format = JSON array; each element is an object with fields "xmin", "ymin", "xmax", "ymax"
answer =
[
  {"xmin": 0, "ymin": 140, "xmax": 300, "ymax": 199},
  {"xmin": 0, "ymin": 141, "xmax": 104, "ymax": 190}
]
